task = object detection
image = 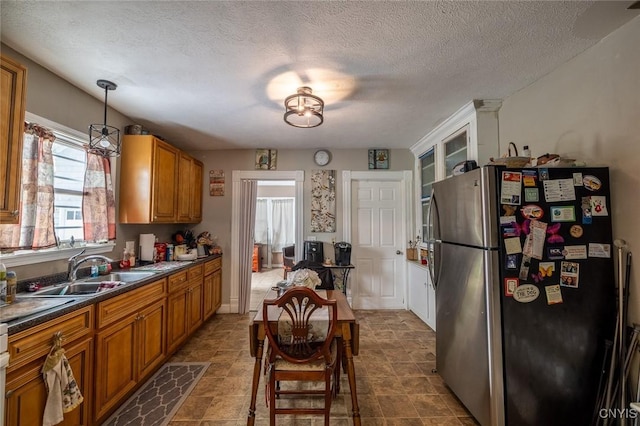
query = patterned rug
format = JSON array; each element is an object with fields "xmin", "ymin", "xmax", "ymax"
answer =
[{"xmin": 101, "ymin": 362, "xmax": 210, "ymax": 426}]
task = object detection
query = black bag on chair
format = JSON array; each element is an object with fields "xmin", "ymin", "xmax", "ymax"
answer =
[{"xmin": 291, "ymin": 259, "xmax": 334, "ymax": 290}]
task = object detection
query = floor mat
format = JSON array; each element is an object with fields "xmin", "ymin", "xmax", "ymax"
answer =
[{"xmin": 101, "ymin": 362, "xmax": 210, "ymax": 426}]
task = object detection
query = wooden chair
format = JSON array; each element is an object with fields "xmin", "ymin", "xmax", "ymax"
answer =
[{"xmin": 263, "ymin": 286, "xmax": 339, "ymax": 425}]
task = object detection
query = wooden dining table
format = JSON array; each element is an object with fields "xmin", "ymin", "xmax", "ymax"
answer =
[{"xmin": 247, "ymin": 289, "xmax": 361, "ymax": 425}]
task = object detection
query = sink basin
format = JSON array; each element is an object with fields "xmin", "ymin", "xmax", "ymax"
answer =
[
  {"xmin": 82, "ymin": 271, "xmax": 158, "ymax": 283},
  {"xmin": 19, "ymin": 282, "xmax": 125, "ymax": 297}
]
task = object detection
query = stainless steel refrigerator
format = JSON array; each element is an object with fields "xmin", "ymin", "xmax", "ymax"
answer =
[{"xmin": 428, "ymin": 166, "xmax": 615, "ymax": 426}]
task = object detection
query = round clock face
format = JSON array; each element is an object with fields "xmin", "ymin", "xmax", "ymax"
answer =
[{"xmin": 314, "ymin": 149, "xmax": 331, "ymax": 166}]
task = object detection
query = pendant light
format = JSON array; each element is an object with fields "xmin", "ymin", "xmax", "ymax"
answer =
[
  {"xmin": 284, "ymin": 86, "xmax": 324, "ymax": 128},
  {"xmin": 89, "ymin": 79, "xmax": 120, "ymax": 157}
]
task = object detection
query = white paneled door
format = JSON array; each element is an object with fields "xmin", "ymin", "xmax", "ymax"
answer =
[{"xmin": 351, "ymin": 179, "xmax": 406, "ymax": 309}]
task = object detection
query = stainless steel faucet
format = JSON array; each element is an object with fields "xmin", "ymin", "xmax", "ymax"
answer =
[{"xmin": 67, "ymin": 249, "xmax": 114, "ymax": 281}]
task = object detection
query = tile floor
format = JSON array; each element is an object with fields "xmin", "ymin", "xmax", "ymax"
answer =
[{"xmin": 167, "ymin": 304, "xmax": 478, "ymax": 425}]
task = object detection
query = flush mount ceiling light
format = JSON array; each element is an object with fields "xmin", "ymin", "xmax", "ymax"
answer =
[
  {"xmin": 284, "ymin": 86, "xmax": 324, "ymax": 128},
  {"xmin": 89, "ymin": 79, "xmax": 120, "ymax": 157}
]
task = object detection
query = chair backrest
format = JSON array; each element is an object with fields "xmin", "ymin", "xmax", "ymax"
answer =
[
  {"xmin": 263, "ymin": 286, "xmax": 337, "ymax": 365},
  {"xmin": 283, "ymin": 245, "xmax": 295, "ymax": 268}
]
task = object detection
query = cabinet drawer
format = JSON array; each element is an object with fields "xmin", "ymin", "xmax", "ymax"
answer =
[
  {"xmin": 8, "ymin": 305, "xmax": 93, "ymax": 371},
  {"xmin": 188, "ymin": 264, "xmax": 203, "ymax": 282},
  {"xmin": 97, "ymin": 279, "xmax": 166, "ymax": 329},
  {"xmin": 168, "ymin": 270, "xmax": 189, "ymax": 293},
  {"xmin": 204, "ymin": 257, "xmax": 221, "ymax": 275}
]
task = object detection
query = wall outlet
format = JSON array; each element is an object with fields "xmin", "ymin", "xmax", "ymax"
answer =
[{"xmin": 306, "ymin": 236, "xmax": 317, "ymax": 241}]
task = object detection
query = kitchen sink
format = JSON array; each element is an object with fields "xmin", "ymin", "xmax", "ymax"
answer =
[
  {"xmin": 18, "ymin": 282, "xmax": 125, "ymax": 297},
  {"xmin": 82, "ymin": 271, "xmax": 158, "ymax": 283},
  {"xmin": 18, "ymin": 271, "xmax": 158, "ymax": 298}
]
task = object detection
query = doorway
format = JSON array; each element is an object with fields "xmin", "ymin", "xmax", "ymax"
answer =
[
  {"xmin": 342, "ymin": 170, "xmax": 412, "ymax": 309},
  {"xmin": 230, "ymin": 170, "xmax": 304, "ymax": 313},
  {"xmin": 250, "ymin": 181, "xmax": 296, "ymax": 310}
]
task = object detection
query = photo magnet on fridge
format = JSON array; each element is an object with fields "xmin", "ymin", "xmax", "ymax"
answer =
[
  {"xmin": 545, "ymin": 284, "xmax": 564, "ymax": 305},
  {"xmin": 504, "ymin": 278, "xmax": 519, "ymax": 297},
  {"xmin": 547, "ymin": 247, "xmax": 564, "ymax": 260},
  {"xmin": 524, "ymin": 188, "xmax": 539, "ymax": 202},
  {"xmin": 581, "ymin": 197, "xmax": 593, "ymax": 224},
  {"xmin": 506, "ymin": 254, "xmax": 519, "ymax": 270},
  {"xmin": 523, "ymin": 170, "xmax": 538, "ymax": 187}
]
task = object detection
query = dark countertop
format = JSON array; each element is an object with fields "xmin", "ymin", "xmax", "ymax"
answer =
[{"xmin": 5, "ymin": 254, "xmax": 222, "ymax": 335}]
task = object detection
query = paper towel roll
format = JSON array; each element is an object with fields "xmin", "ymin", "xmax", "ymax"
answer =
[{"xmin": 140, "ymin": 234, "xmax": 156, "ymax": 261}]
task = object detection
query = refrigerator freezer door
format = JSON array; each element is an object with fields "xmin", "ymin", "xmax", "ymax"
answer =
[
  {"xmin": 436, "ymin": 242, "xmax": 503, "ymax": 426},
  {"xmin": 431, "ymin": 167, "xmax": 499, "ymax": 249}
]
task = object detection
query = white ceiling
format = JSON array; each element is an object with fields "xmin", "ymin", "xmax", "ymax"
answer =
[{"xmin": 1, "ymin": 1, "xmax": 638, "ymax": 151}]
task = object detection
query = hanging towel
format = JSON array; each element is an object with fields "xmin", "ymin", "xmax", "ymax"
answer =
[{"xmin": 41, "ymin": 343, "xmax": 83, "ymax": 426}]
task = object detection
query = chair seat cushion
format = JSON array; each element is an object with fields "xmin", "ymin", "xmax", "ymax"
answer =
[{"xmin": 274, "ymin": 339, "xmax": 337, "ymax": 371}]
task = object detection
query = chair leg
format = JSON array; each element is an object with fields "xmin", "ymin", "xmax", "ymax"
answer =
[
  {"xmin": 325, "ymin": 373, "xmax": 332, "ymax": 425},
  {"xmin": 269, "ymin": 372, "xmax": 276, "ymax": 425}
]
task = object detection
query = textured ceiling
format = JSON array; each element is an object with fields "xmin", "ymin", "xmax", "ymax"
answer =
[{"xmin": 1, "ymin": 1, "xmax": 638, "ymax": 151}]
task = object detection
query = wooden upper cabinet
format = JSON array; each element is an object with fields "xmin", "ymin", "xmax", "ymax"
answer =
[
  {"xmin": 151, "ymin": 140, "xmax": 179, "ymax": 222},
  {"xmin": 119, "ymin": 135, "xmax": 202, "ymax": 224},
  {"xmin": 177, "ymin": 153, "xmax": 203, "ymax": 223},
  {"xmin": 1, "ymin": 54, "xmax": 27, "ymax": 224},
  {"xmin": 190, "ymin": 159, "xmax": 203, "ymax": 222}
]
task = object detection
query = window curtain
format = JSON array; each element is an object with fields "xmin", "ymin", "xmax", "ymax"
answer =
[
  {"xmin": 238, "ymin": 179, "xmax": 258, "ymax": 314},
  {"xmin": 271, "ymin": 199, "xmax": 294, "ymax": 252},
  {"xmin": 254, "ymin": 198, "xmax": 268, "ymax": 244},
  {"xmin": 0, "ymin": 123, "xmax": 57, "ymax": 250},
  {"xmin": 82, "ymin": 151, "xmax": 116, "ymax": 242}
]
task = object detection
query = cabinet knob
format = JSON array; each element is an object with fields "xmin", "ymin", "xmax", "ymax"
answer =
[
  {"xmin": 12, "ymin": 210, "xmax": 19, "ymax": 216},
  {"xmin": 6, "ymin": 389, "xmax": 15, "ymax": 398}
]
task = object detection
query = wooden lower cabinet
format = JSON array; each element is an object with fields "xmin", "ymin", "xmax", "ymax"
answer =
[
  {"xmin": 204, "ymin": 258, "xmax": 222, "ymax": 320},
  {"xmin": 5, "ymin": 336, "xmax": 93, "ymax": 426},
  {"xmin": 167, "ymin": 280, "xmax": 203, "ymax": 354},
  {"xmin": 94, "ymin": 298, "xmax": 166, "ymax": 422}
]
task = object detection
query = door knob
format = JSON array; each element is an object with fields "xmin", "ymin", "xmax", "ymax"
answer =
[{"xmin": 396, "ymin": 250, "xmax": 403, "ymax": 255}]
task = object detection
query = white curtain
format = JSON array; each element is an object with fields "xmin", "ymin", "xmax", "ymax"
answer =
[
  {"xmin": 238, "ymin": 179, "xmax": 258, "ymax": 314},
  {"xmin": 254, "ymin": 199, "xmax": 268, "ymax": 244},
  {"xmin": 271, "ymin": 199, "xmax": 294, "ymax": 252}
]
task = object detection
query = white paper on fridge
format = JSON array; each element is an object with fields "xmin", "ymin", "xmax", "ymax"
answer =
[
  {"xmin": 543, "ymin": 179, "xmax": 576, "ymax": 202},
  {"xmin": 500, "ymin": 171, "xmax": 523, "ymax": 205},
  {"xmin": 504, "ymin": 237, "xmax": 522, "ymax": 255},
  {"xmin": 588, "ymin": 243, "xmax": 611, "ymax": 258},
  {"xmin": 523, "ymin": 220, "xmax": 547, "ymax": 260}
]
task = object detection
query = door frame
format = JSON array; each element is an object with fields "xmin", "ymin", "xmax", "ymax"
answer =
[
  {"xmin": 230, "ymin": 170, "xmax": 304, "ymax": 313},
  {"xmin": 342, "ymin": 170, "xmax": 413, "ymax": 306}
]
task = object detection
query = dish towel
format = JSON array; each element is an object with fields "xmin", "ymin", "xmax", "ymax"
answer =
[{"xmin": 41, "ymin": 345, "xmax": 83, "ymax": 426}]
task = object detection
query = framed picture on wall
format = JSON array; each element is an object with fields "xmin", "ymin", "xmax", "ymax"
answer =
[
  {"xmin": 368, "ymin": 149, "xmax": 389, "ymax": 169},
  {"xmin": 255, "ymin": 149, "xmax": 277, "ymax": 170}
]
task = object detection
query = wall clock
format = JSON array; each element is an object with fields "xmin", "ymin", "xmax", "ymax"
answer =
[{"xmin": 313, "ymin": 149, "xmax": 331, "ymax": 166}]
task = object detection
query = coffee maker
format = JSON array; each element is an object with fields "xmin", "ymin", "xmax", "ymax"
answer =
[
  {"xmin": 334, "ymin": 242, "xmax": 352, "ymax": 266},
  {"xmin": 303, "ymin": 241, "xmax": 324, "ymax": 263}
]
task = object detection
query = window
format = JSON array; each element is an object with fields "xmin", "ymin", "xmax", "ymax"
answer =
[
  {"xmin": 0, "ymin": 112, "xmax": 114, "ymax": 268},
  {"xmin": 51, "ymin": 136, "xmax": 87, "ymax": 243}
]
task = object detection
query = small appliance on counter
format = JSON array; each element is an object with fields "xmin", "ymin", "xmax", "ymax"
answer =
[
  {"xmin": 334, "ymin": 242, "xmax": 352, "ymax": 266},
  {"xmin": 303, "ymin": 241, "xmax": 324, "ymax": 263}
]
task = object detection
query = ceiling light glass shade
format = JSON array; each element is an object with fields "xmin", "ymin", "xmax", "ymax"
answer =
[
  {"xmin": 88, "ymin": 79, "xmax": 121, "ymax": 157},
  {"xmin": 284, "ymin": 86, "xmax": 324, "ymax": 128}
]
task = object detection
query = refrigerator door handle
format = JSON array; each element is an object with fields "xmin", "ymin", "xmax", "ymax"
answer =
[{"xmin": 427, "ymin": 190, "xmax": 441, "ymax": 288}]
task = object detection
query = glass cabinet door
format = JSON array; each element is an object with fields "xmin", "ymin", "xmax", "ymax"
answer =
[
  {"xmin": 420, "ymin": 147, "xmax": 436, "ymax": 240},
  {"xmin": 443, "ymin": 126, "xmax": 469, "ymax": 178}
]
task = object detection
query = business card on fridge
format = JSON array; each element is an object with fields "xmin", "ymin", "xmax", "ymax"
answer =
[{"xmin": 562, "ymin": 245, "xmax": 588, "ymax": 260}]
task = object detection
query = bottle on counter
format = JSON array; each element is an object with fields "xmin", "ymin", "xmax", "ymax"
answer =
[
  {"xmin": 90, "ymin": 261, "xmax": 99, "ymax": 277},
  {"xmin": 0, "ymin": 263, "xmax": 6, "ymax": 302},
  {"xmin": 166, "ymin": 244, "xmax": 174, "ymax": 262},
  {"xmin": 5, "ymin": 271, "xmax": 17, "ymax": 304}
]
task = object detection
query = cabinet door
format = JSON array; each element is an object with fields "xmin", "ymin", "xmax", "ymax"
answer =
[
  {"xmin": 213, "ymin": 269, "xmax": 222, "ymax": 312},
  {"xmin": 5, "ymin": 337, "xmax": 93, "ymax": 426},
  {"xmin": 94, "ymin": 315, "xmax": 137, "ymax": 420},
  {"xmin": 177, "ymin": 152, "xmax": 192, "ymax": 222},
  {"xmin": 187, "ymin": 281, "xmax": 204, "ymax": 335},
  {"xmin": 167, "ymin": 290, "xmax": 189, "ymax": 354},
  {"xmin": 137, "ymin": 299, "xmax": 166, "ymax": 380},
  {"xmin": 443, "ymin": 126, "xmax": 469, "ymax": 179},
  {"xmin": 0, "ymin": 54, "xmax": 27, "ymax": 224},
  {"xmin": 408, "ymin": 262, "xmax": 429, "ymax": 325},
  {"xmin": 203, "ymin": 273, "xmax": 215, "ymax": 320},
  {"xmin": 151, "ymin": 139, "xmax": 179, "ymax": 222},
  {"xmin": 190, "ymin": 159, "xmax": 203, "ymax": 222}
]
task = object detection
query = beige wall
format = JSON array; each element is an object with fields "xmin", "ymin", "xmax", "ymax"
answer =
[
  {"xmin": 188, "ymin": 148, "xmax": 415, "ymax": 303},
  {"xmin": 499, "ymin": 17, "xmax": 640, "ymax": 385}
]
